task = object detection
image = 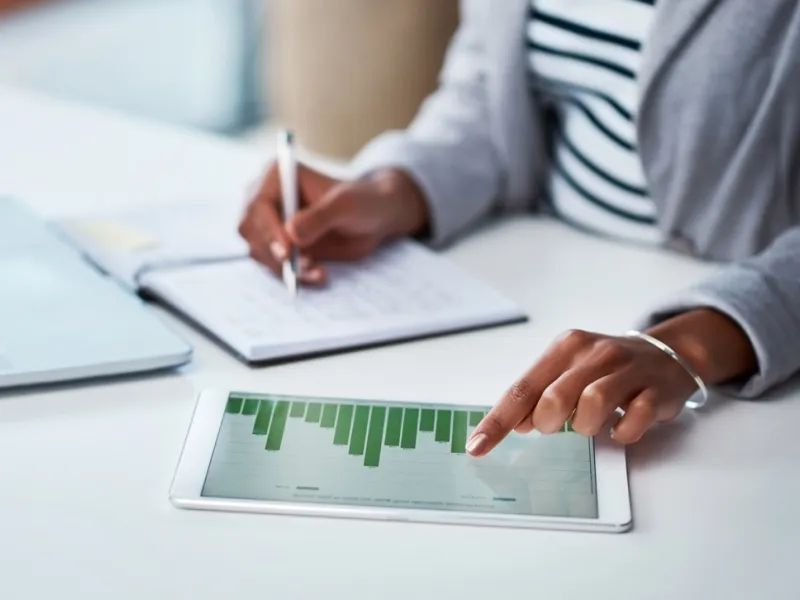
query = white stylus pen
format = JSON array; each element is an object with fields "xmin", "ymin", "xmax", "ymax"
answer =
[{"xmin": 277, "ymin": 129, "xmax": 299, "ymax": 298}]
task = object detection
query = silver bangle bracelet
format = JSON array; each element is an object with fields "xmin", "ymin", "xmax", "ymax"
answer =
[{"xmin": 625, "ymin": 330, "xmax": 709, "ymax": 409}]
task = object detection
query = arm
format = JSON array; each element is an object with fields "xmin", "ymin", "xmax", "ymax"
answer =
[
  {"xmin": 350, "ymin": 0, "xmax": 505, "ymax": 247},
  {"xmin": 638, "ymin": 226, "xmax": 800, "ymax": 397},
  {"xmin": 465, "ymin": 227, "xmax": 800, "ymax": 454}
]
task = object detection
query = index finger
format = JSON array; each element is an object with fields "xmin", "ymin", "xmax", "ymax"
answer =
[
  {"xmin": 242, "ymin": 190, "xmax": 292, "ymax": 264},
  {"xmin": 466, "ymin": 341, "xmax": 574, "ymax": 457},
  {"xmin": 252, "ymin": 161, "xmax": 281, "ymax": 208}
]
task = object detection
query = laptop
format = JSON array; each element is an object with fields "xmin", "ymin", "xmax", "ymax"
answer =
[{"xmin": 0, "ymin": 199, "xmax": 192, "ymax": 389}]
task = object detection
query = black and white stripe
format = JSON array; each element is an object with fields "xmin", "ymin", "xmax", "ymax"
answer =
[{"xmin": 528, "ymin": 0, "xmax": 662, "ymax": 243}]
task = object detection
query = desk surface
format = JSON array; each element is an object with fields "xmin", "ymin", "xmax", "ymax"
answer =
[{"xmin": 1, "ymin": 86, "xmax": 797, "ymax": 600}]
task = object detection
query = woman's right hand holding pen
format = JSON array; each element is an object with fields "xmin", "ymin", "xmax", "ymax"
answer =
[{"xmin": 238, "ymin": 163, "xmax": 429, "ymax": 285}]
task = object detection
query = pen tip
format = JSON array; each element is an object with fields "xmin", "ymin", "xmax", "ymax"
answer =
[{"xmin": 281, "ymin": 261, "xmax": 298, "ymax": 299}]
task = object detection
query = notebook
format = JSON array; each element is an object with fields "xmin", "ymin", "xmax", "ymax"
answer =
[{"xmin": 56, "ymin": 203, "xmax": 527, "ymax": 363}]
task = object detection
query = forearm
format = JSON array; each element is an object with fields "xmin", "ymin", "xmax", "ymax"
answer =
[
  {"xmin": 637, "ymin": 226, "xmax": 800, "ymax": 397},
  {"xmin": 350, "ymin": 1, "xmax": 502, "ymax": 247},
  {"xmin": 646, "ymin": 309, "xmax": 758, "ymax": 386}
]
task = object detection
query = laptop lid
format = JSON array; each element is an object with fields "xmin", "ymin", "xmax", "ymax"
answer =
[{"xmin": 0, "ymin": 199, "xmax": 192, "ymax": 389}]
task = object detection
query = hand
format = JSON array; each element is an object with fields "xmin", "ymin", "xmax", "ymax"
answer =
[
  {"xmin": 466, "ymin": 309, "xmax": 758, "ymax": 455},
  {"xmin": 238, "ymin": 163, "xmax": 429, "ymax": 285},
  {"xmin": 0, "ymin": 0, "xmax": 49, "ymax": 14}
]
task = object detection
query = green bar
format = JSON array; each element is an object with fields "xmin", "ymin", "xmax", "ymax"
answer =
[
  {"xmin": 419, "ymin": 409, "xmax": 435, "ymax": 432},
  {"xmin": 305, "ymin": 403, "xmax": 322, "ymax": 423},
  {"xmin": 565, "ymin": 419, "xmax": 574, "ymax": 433},
  {"xmin": 469, "ymin": 411, "xmax": 484, "ymax": 427},
  {"xmin": 265, "ymin": 401, "xmax": 290, "ymax": 451},
  {"xmin": 364, "ymin": 407, "xmax": 386, "ymax": 468},
  {"xmin": 333, "ymin": 405, "xmax": 354, "ymax": 445},
  {"xmin": 290, "ymin": 401, "xmax": 306, "ymax": 418},
  {"xmin": 384, "ymin": 407, "xmax": 403, "ymax": 446},
  {"xmin": 241, "ymin": 399, "xmax": 259, "ymax": 416},
  {"xmin": 348, "ymin": 405, "xmax": 370, "ymax": 456},
  {"xmin": 401, "ymin": 409, "xmax": 419, "ymax": 449},
  {"xmin": 451, "ymin": 411, "xmax": 468, "ymax": 454},
  {"xmin": 252, "ymin": 400, "xmax": 273, "ymax": 435},
  {"xmin": 225, "ymin": 396, "xmax": 244, "ymax": 414},
  {"xmin": 320, "ymin": 404, "xmax": 338, "ymax": 428},
  {"xmin": 435, "ymin": 410, "xmax": 452, "ymax": 443}
]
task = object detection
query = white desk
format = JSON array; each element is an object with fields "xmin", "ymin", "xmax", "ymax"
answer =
[{"xmin": 1, "ymin": 86, "xmax": 797, "ymax": 600}]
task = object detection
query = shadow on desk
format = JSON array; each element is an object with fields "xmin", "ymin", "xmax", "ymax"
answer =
[
  {"xmin": 0, "ymin": 364, "xmax": 191, "ymax": 399},
  {"xmin": 628, "ymin": 375, "xmax": 800, "ymax": 470},
  {"xmin": 0, "ymin": 366, "xmax": 195, "ymax": 427},
  {"xmin": 626, "ymin": 412, "xmax": 698, "ymax": 469}
]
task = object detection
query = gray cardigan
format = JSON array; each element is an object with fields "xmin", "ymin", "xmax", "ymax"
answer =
[{"xmin": 352, "ymin": 0, "xmax": 800, "ymax": 398}]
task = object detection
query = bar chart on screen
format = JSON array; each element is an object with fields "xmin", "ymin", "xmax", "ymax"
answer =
[{"xmin": 201, "ymin": 395, "xmax": 598, "ymax": 518}]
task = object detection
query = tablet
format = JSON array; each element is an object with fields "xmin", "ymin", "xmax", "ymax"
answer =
[{"xmin": 170, "ymin": 390, "xmax": 632, "ymax": 532}]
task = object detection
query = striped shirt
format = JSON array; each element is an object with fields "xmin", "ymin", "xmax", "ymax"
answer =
[{"xmin": 527, "ymin": 0, "xmax": 663, "ymax": 244}]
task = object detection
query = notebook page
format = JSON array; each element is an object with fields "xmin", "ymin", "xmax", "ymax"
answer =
[{"xmin": 141, "ymin": 240, "xmax": 526, "ymax": 361}]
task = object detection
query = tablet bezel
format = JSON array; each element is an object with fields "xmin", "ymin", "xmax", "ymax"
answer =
[{"xmin": 170, "ymin": 390, "xmax": 632, "ymax": 532}]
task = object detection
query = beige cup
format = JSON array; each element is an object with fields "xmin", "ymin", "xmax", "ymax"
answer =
[{"xmin": 265, "ymin": 0, "xmax": 459, "ymax": 159}]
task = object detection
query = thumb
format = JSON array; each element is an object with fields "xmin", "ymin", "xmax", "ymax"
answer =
[{"xmin": 288, "ymin": 183, "xmax": 359, "ymax": 247}]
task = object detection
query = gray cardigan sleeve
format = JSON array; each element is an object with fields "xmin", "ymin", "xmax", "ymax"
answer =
[
  {"xmin": 637, "ymin": 227, "xmax": 800, "ymax": 398},
  {"xmin": 349, "ymin": 0, "xmax": 503, "ymax": 247}
]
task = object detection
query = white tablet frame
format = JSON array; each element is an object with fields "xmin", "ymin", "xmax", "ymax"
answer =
[{"xmin": 170, "ymin": 390, "xmax": 632, "ymax": 533}]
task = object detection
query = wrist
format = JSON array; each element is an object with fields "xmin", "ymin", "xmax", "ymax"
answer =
[
  {"xmin": 370, "ymin": 168, "xmax": 430, "ymax": 239},
  {"xmin": 646, "ymin": 308, "xmax": 758, "ymax": 385}
]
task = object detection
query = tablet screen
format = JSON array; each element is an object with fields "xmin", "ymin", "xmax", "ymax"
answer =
[{"xmin": 201, "ymin": 393, "xmax": 598, "ymax": 519}]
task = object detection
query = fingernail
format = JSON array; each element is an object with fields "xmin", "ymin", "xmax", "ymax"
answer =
[
  {"xmin": 466, "ymin": 433, "xmax": 488, "ymax": 456},
  {"xmin": 610, "ymin": 427, "xmax": 618, "ymax": 440},
  {"xmin": 270, "ymin": 241, "xmax": 287, "ymax": 261},
  {"xmin": 306, "ymin": 267, "xmax": 324, "ymax": 282}
]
